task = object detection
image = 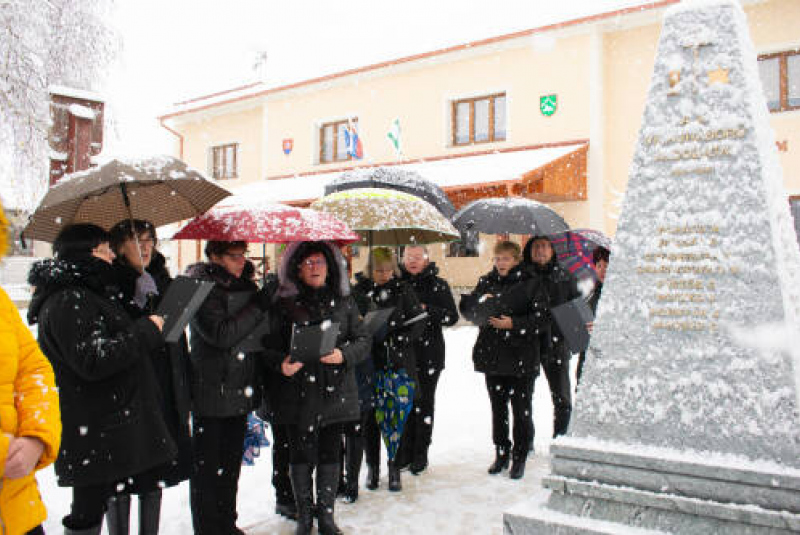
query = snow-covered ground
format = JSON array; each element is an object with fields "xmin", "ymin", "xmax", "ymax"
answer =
[{"xmin": 35, "ymin": 326, "xmax": 565, "ymax": 534}]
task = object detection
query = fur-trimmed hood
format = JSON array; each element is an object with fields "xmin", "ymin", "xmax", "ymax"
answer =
[{"xmin": 276, "ymin": 240, "xmax": 350, "ymax": 299}]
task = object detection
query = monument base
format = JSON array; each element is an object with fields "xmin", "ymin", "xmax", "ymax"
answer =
[{"xmin": 504, "ymin": 439, "xmax": 800, "ymax": 535}]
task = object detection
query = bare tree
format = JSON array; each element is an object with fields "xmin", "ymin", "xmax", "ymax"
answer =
[{"xmin": 0, "ymin": 0, "xmax": 117, "ymax": 210}]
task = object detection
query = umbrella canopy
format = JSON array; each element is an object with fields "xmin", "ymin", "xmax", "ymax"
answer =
[
  {"xmin": 374, "ymin": 369, "xmax": 416, "ymax": 461},
  {"xmin": 311, "ymin": 188, "xmax": 459, "ymax": 246},
  {"xmin": 23, "ymin": 156, "xmax": 230, "ymax": 242},
  {"xmin": 172, "ymin": 198, "xmax": 359, "ymax": 244},
  {"xmin": 452, "ymin": 197, "xmax": 569, "ymax": 236},
  {"xmin": 325, "ymin": 167, "xmax": 457, "ymax": 219},
  {"xmin": 551, "ymin": 228, "xmax": 612, "ymax": 281}
]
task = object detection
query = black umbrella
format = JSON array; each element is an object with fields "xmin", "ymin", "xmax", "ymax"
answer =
[
  {"xmin": 452, "ymin": 197, "xmax": 569, "ymax": 236},
  {"xmin": 325, "ymin": 167, "xmax": 456, "ymax": 219}
]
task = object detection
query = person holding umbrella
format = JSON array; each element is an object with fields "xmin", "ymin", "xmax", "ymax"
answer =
[
  {"xmin": 352, "ymin": 247, "xmax": 426, "ymax": 493},
  {"xmin": 28, "ymin": 224, "xmax": 174, "ymax": 535},
  {"xmin": 396, "ymin": 245, "xmax": 458, "ymax": 474},
  {"xmin": 578, "ymin": 245, "xmax": 610, "ymax": 385},
  {"xmin": 263, "ymin": 241, "xmax": 369, "ymax": 535},
  {"xmin": 104, "ymin": 219, "xmax": 192, "ymax": 535},
  {"xmin": 459, "ymin": 241, "xmax": 546, "ymax": 479},
  {"xmin": 522, "ymin": 236, "xmax": 582, "ymax": 438},
  {"xmin": 184, "ymin": 240, "xmax": 271, "ymax": 535}
]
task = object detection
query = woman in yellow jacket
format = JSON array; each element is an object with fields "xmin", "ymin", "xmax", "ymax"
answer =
[{"xmin": 0, "ymin": 203, "xmax": 61, "ymax": 535}]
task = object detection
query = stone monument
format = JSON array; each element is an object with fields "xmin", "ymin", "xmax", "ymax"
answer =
[{"xmin": 505, "ymin": 1, "xmax": 800, "ymax": 533}]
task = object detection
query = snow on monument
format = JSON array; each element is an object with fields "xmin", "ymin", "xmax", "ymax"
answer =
[{"xmin": 506, "ymin": 1, "xmax": 800, "ymax": 533}]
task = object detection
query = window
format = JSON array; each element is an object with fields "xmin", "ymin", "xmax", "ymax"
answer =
[
  {"xmin": 758, "ymin": 50, "xmax": 800, "ymax": 113},
  {"xmin": 319, "ymin": 119, "xmax": 358, "ymax": 163},
  {"xmin": 451, "ymin": 93, "xmax": 506, "ymax": 146},
  {"xmin": 210, "ymin": 143, "xmax": 238, "ymax": 180}
]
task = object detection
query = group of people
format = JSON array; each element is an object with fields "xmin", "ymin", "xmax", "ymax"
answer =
[{"xmin": 4, "ymin": 208, "xmax": 608, "ymax": 535}]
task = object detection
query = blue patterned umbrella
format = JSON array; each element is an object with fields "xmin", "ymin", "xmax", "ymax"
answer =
[
  {"xmin": 374, "ymin": 369, "xmax": 416, "ymax": 461},
  {"xmin": 242, "ymin": 412, "xmax": 270, "ymax": 466}
]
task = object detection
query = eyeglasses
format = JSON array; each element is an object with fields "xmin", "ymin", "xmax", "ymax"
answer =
[
  {"xmin": 301, "ymin": 258, "xmax": 326, "ymax": 268},
  {"xmin": 223, "ymin": 252, "xmax": 247, "ymax": 261}
]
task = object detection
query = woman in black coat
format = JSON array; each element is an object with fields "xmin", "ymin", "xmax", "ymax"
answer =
[
  {"xmin": 397, "ymin": 246, "xmax": 458, "ymax": 474},
  {"xmin": 28, "ymin": 224, "xmax": 173, "ymax": 535},
  {"xmin": 459, "ymin": 241, "xmax": 545, "ymax": 480},
  {"xmin": 264, "ymin": 241, "xmax": 369, "ymax": 535},
  {"xmin": 105, "ymin": 219, "xmax": 192, "ymax": 535},
  {"xmin": 185, "ymin": 240, "xmax": 270, "ymax": 535},
  {"xmin": 351, "ymin": 247, "xmax": 425, "ymax": 495}
]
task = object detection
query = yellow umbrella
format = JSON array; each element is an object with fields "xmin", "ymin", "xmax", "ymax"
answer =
[{"xmin": 311, "ymin": 188, "xmax": 459, "ymax": 246}]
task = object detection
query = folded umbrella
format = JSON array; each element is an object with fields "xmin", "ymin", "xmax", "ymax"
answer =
[
  {"xmin": 24, "ymin": 156, "xmax": 230, "ymax": 242},
  {"xmin": 374, "ymin": 369, "xmax": 416, "ymax": 461}
]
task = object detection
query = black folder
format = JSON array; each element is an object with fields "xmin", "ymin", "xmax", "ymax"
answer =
[
  {"xmin": 362, "ymin": 307, "xmax": 395, "ymax": 336},
  {"xmin": 290, "ymin": 320, "xmax": 341, "ymax": 363},
  {"xmin": 227, "ymin": 292, "xmax": 271, "ymax": 353},
  {"xmin": 156, "ymin": 276, "xmax": 215, "ymax": 343},
  {"xmin": 550, "ymin": 297, "xmax": 595, "ymax": 354}
]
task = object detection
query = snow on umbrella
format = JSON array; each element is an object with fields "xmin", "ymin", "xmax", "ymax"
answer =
[
  {"xmin": 325, "ymin": 167, "xmax": 457, "ymax": 219},
  {"xmin": 23, "ymin": 156, "xmax": 230, "ymax": 242},
  {"xmin": 171, "ymin": 197, "xmax": 359, "ymax": 244},
  {"xmin": 310, "ymin": 188, "xmax": 460, "ymax": 246},
  {"xmin": 374, "ymin": 369, "xmax": 416, "ymax": 461},
  {"xmin": 551, "ymin": 228, "xmax": 612, "ymax": 281},
  {"xmin": 452, "ymin": 197, "xmax": 569, "ymax": 236}
]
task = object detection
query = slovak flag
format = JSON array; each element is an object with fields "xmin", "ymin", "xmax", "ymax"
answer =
[{"xmin": 343, "ymin": 121, "xmax": 363, "ymax": 160}]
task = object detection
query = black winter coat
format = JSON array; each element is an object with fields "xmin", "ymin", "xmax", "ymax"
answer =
[
  {"xmin": 459, "ymin": 265, "xmax": 546, "ymax": 377},
  {"xmin": 352, "ymin": 273, "xmax": 426, "ymax": 380},
  {"xmin": 186, "ymin": 262, "xmax": 266, "ymax": 418},
  {"xmin": 28, "ymin": 255, "xmax": 176, "ymax": 488},
  {"xmin": 111, "ymin": 253, "xmax": 192, "ymax": 489},
  {"xmin": 264, "ymin": 284, "xmax": 369, "ymax": 430},
  {"xmin": 398, "ymin": 262, "xmax": 458, "ymax": 373},
  {"xmin": 522, "ymin": 239, "xmax": 581, "ymax": 362}
]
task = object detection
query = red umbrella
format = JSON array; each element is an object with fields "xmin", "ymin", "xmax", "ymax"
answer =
[{"xmin": 171, "ymin": 199, "xmax": 359, "ymax": 244}]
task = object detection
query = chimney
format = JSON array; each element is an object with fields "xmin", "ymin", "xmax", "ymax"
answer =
[{"xmin": 48, "ymin": 86, "xmax": 105, "ymax": 185}]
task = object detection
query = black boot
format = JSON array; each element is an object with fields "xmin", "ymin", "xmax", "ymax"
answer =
[
  {"xmin": 289, "ymin": 464, "xmax": 314, "ymax": 535},
  {"xmin": 106, "ymin": 494, "xmax": 131, "ymax": 535},
  {"xmin": 316, "ymin": 463, "xmax": 343, "ymax": 535},
  {"xmin": 138, "ymin": 490, "xmax": 161, "ymax": 535},
  {"xmin": 365, "ymin": 464, "xmax": 379, "ymax": 490},
  {"xmin": 410, "ymin": 448, "xmax": 428, "ymax": 475},
  {"xmin": 509, "ymin": 454, "xmax": 526, "ymax": 480},
  {"xmin": 275, "ymin": 500, "xmax": 298, "ymax": 520},
  {"xmin": 344, "ymin": 435, "xmax": 363, "ymax": 503},
  {"xmin": 388, "ymin": 461, "xmax": 402, "ymax": 492},
  {"xmin": 64, "ymin": 524, "xmax": 103, "ymax": 535},
  {"xmin": 487, "ymin": 446, "xmax": 510, "ymax": 475}
]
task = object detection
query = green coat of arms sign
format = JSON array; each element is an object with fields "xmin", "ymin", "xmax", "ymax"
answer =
[{"xmin": 540, "ymin": 94, "xmax": 557, "ymax": 116}]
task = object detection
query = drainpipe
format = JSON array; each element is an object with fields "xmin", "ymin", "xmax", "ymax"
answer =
[{"xmin": 159, "ymin": 118, "xmax": 184, "ymax": 159}]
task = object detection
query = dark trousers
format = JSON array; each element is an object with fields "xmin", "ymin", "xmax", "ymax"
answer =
[
  {"xmin": 397, "ymin": 367, "xmax": 441, "ymax": 465},
  {"xmin": 541, "ymin": 353, "xmax": 573, "ymax": 437},
  {"xmin": 288, "ymin": 423, "xmax": 343, "ymax": 465},
  {"xmin": 26, "ymin": 527, "xmax": 45, "ymax": 535},
  {"xmin": 65, "ymin": 482, "xmax": 113, "ymax": 529},
  {"xmin": 485, "ymin": 374, "xmax": 534, "ymax": 457},
  {"xmin": 348, "ymin": 409, "xmax": 380, "ymax": 468},
  {"xmin": 271, "ymin": 423, "xmax": 293, "ymax": 506},
  {"xmin": 190, "ymin": 414, "xmax": 248, "ymax": 535}
]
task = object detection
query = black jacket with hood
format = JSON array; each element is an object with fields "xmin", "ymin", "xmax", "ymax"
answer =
[
  {"xmin": 398, "ymin": 262, "xmax": 458, "ymax": 373},
  {"xmin": 263, "ymin": 242, "xmax": 370, "ymax": 429},
  {"xmin": 27, "ymin": 254, "xmax": 176, "ymax": 488}
]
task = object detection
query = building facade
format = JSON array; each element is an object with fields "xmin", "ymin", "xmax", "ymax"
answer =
[{"xmin": 159, "ymin": 0, "xmax": 800, "ymax": 286}]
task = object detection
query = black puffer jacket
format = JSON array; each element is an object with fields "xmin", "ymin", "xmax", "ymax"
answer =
[
  {"xmin": 111, "ymin": 253, "xmax": 192, "ymax": 489},
  {"xmin": 186, "ymin": 261, "xmax": 266, "ymax": 417},
  {"xmin": 28, "ymin": 254, "xmax": 176, "ymax": 488},
  {"xmin": 263, "ymin": 242, "xmax": 370, "ymax": 429},
  {"xmin": 398, "ymin": 262, "xmax": 458, "ymax": 372},
  {"xmin": 522, "ymin": 238, "xmax": 581, "ymax": 361},
  {"xmin": 459, "ymin": 265, "xmax": 546, "ymax": 376},
  {"xmin": 352, "ymin": 273, "xmax": 426, "ymax": 380}
]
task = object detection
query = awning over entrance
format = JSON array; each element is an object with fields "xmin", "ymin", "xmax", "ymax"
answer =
[{"xmin": 234, "ymin": 141, "xmax": 588, "ymax": 208}]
